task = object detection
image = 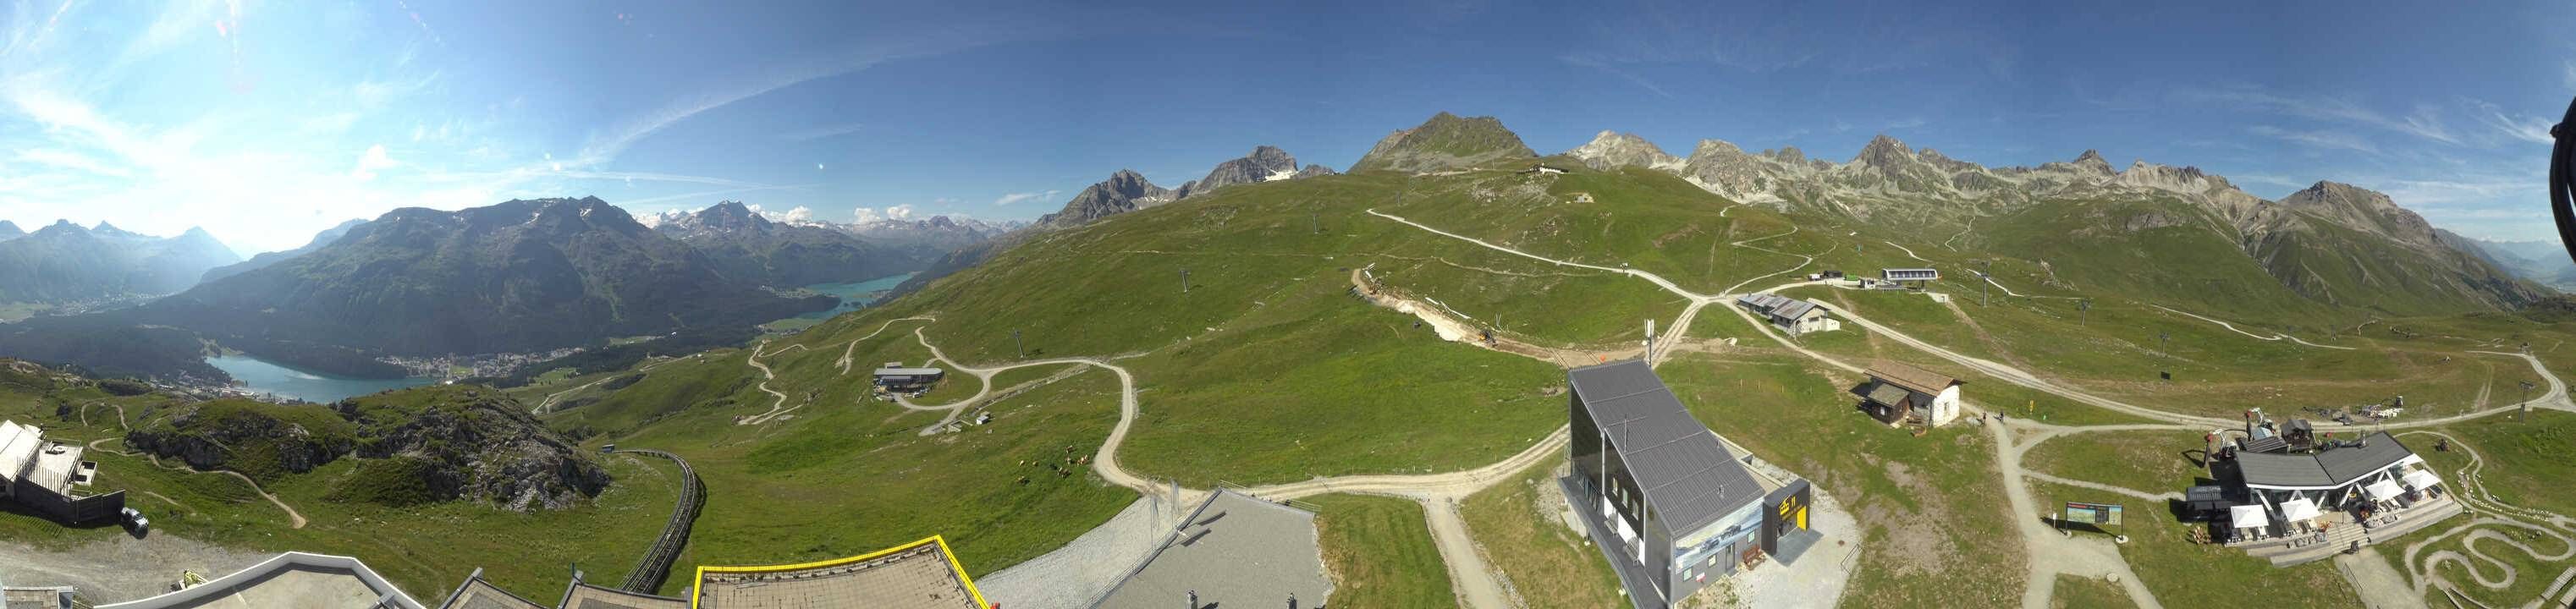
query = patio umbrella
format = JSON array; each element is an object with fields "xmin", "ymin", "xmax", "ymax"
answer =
[
  {"xmin": 2403, "ymin": 469, "xmax": 2441, "ymax": 490},
  {"xmin": 2229, "ymin": 504, "xmax": 2270, "ymax": 529},
  {"xmin": 2365, "ymin": 480, "xmax": 2404, "ymax": 502},
  {"xmin": 2279, "ymin": 498, "xmax": 2321, "ymax": 523}
]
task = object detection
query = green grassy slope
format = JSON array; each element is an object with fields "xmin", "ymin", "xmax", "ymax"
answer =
[{"xmin": 1310, "ymin": 494, "xmax": 1456, "ymax": 607}]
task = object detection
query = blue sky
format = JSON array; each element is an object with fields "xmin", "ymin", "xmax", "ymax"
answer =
[{"xmin": 3, "ymin": 0, "xmax": 2570, "ymax": 254}]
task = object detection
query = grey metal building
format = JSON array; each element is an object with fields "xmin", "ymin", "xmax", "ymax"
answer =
[{"xmin": 1565, "ymin": 360, "xmax": 1807, "ymax": 606}]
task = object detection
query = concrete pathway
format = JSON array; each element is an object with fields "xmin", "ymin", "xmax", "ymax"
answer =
[{"xmin": 2336, "ymin": 547, "xmax": 2425, "ymax": 609}]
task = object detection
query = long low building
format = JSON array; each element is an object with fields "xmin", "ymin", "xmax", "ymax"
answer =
[
  {"xmin": 872, "ymin": 362, "xmax": 946, "ymax": 391},
  {"xmin": 0, "ymin": 420, "xmax": 122, "ymax": 525},
  {"xmin": 1734, "ymin": 294, "xmax": 1841, "ymax": 337}
]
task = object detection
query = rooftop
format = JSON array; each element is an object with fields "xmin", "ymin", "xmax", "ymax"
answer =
[
  {"xmin": 0, "ymin": 420, "xmax": 41, "ymax": 486},
  {"xmin": 558, "ymin": 582, "xmax": 686, "ymax": 609},
  {"xmin": 872, "ymin": 367, "xmax": 945, "ymax": 377},
  {"xmin": 5, "ymin": 587, "xmax": 73, "ymax": 609},
  {"xmin": 96, "ymin": 552, "xmax": 422, "ymax": 609},
  {"xmin": 1567, "ymin": 359, "xmax": 1768, "ymax": 536},
  {"xmin": 694, "ymin": 536, "xmax": 984, "ymax": 609},
  {"xmin": 434, "ymin": 572, "xmax": 546, "ymax": 609},
  {"xmin": 2234, "ymin": 432, "xmax": 2418, "ymax": 490},
  {"xmin": 1735, "ymin": 294, "xmax": 1825, "ymax": 321},
  {"xmin": 1866, "ymin": 361, "xmax": 1962, "ymax": 395},
  {"xmin": 1093, "ymin": 490, "xmax": 1332, "ymax": 609}
]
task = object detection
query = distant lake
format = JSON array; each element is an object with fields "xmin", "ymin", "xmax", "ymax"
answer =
[
  {"xmin": 786, "ymin": 272, "xmax": 916, "ymax": 321},
  {"xmin": 205, "ymin": 354, "xmax": 438, "ymax": 403}
]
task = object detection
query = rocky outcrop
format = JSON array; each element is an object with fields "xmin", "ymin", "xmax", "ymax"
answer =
[
  {"xmin": 336, "ymin": 387, "xmax": 608, "ymax": 512},
  {"xmin": 1350, "ymin": 112, "xmax": 1537, "ymax": 173},
  {"xmin": 125, "ymin": 387, "xmax": 609, "ymax": 512},
  {"xmin": 125, "ymin": 400, "xmax": 356, "ymax": 480},
  {"xmin": 1295, "ymin": 164, "xmax": 1337, "ymax": 178}
]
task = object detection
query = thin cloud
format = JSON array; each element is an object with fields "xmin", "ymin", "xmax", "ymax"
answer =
[
  {"xmin": 2248, "ymin": 125, "xmax": 2377, "ymax": 154},
  {"xmin": 1560, "ymin": 55, "xmax": 1672, "ymax": 99},
  {"xmin": 2466, "ymin": 99, "xmax": 2552, "ymax": 145},
  {"xmin": 780, "ymin": 122, "xmax": 866, "ymax": 141},
  {"xmin": 575, "ymin": 25, "xmax": 1033, "ymax": 169},
  {"xmin": 2176, "ymin": 85, "xmax": 2459, "ymax": 145},
  {"xmin": 992, "ymin": 189, "xmax": 1060, "ymax": 206}
]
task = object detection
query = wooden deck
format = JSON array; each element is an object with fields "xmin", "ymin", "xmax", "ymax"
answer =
[{"xmin": 2223, "ymin": 495, "xmax": 2464, "ymax": 566}]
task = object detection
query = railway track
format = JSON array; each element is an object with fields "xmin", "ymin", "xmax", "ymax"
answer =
[{"xmin": 616, "ymin": 448, "xmax": 705, "ymax": 594}]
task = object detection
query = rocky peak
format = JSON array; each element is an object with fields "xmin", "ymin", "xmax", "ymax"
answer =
[
  {"xmin": 689, "ymin": 200, "xmax": 773, "ymax": 231},
  {"xmin": 0, "ymin": 220, "xmax": 21, "ymax": 241},
  {"xmin": 34, "ymin": 219, "xmax": 87, "ymax": 238},
  {"xmin": 1295, "ymin": 164, "xmax": 1337, "ymax": 178},
  {"xmin": 2072, "ymin": 150, "xmax": 2113, "ymax": 173},
  {"xmin": 1175, "ymin": 145, "xmax": 1307, "ymax": 200},
  {"xmin": 1349, "ymin": 112, "xmax": 1537, "ymax": 173},
  {"xmin": 1847, "ymin": 134, "xmax": 1926, "ymax": 176},
  {"xmin": 1038, "ymin": 169, "xmax": 1175, "ymax": 228},
  {"xmin": 1566, "ymin": 130, "xmax": 1682, "ymax": 171},
  {"xmin": 1693, "ymin": 139, "xmax": 1748, "ymax": 159},
  {"xmin": 1682, "ymin": 137, "xmax": 1802, "ymax": 203},
  {"xmin": 2277, "ymin": 180, "xmax": 2441, "ymax": 250},
  {"xmin": 90, "ymin": 221, "xmax": 145, "ymax": 238}
]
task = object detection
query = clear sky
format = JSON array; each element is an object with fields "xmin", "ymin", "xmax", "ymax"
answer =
[{"xmin": 3, "ymin": 0, "xmax": 2570, "ymax": 254}]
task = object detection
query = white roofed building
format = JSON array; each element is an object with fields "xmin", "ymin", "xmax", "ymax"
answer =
[{"xmin": 0, "ymin": 420, "xmax": 121, "ymax": 525}]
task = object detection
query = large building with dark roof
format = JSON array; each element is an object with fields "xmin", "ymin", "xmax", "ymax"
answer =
[{"xmin": 1565, "ymin": 360, "xmax": 1811, "ymax": 606}]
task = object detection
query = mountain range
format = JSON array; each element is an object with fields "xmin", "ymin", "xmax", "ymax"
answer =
[
  {"xmin": 1038, "ymin": 146, "xmax": 1336, "ymax": 229},
  {"xmin": 647, "ymin": 201, "xmax": 921, "ymax": 287},
  {"xmin": 133, "ymin": 197, "xmax": 832, "ymax": 358},
  {"xmin": 0, "ymin": 221, "xmax": 240, "ymax": 304},
  {"xmin": 1560, "ymin": 129, "xmax": 2543, "ymax": 315},
  {"xmin": 2444, "ymin": 234, "xmax": 2576, "ymax": 292}
]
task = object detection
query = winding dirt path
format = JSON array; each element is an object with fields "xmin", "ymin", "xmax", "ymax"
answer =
[
  {"xmin": 534, "ymin": 354, "xmax": 696, "ymax": 414},
  {"xmin": 835, "ymin": 315, "xmax": 939, "ymax": 374},
  {"xmin": 87, "ymin": 436, "xmax": 308, "ymax": 529},
  {"xmin": 2149, "ymin": 304, "xmax": 2356, "ymax": 351},
  {"xmin": 735, "ymin": 343, "xmax": 811, "ymax": 425},
  {"xmin": 2392, "ymin": 431, "xmax": 2576, "ymax": 606}
]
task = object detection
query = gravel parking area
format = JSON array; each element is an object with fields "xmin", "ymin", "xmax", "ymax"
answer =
[
  {"xmin": 0, "ymin": 534, "xmax": 270, "ymax": 605},
  {"xmin": 979, "ymin": 490, "xmax": 1204, "ymax": 609}
]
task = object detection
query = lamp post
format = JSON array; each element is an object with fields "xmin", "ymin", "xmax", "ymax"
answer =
[
  {"xmin": 2522, "ymin": 381, "xmax": 2536, "ymax": 421},
  {"xmin": 2159, "ymin": 332, "xmax": 2171, "ymax": 381}
]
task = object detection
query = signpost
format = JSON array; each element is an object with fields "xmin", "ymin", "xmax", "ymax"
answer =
[{"xmin": 2062, "ymin": 501, "xmax": 2125, "ymax": 540}]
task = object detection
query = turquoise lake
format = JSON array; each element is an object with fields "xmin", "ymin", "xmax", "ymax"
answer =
[{"xmin": 205, "ymin": 354, "xmax": 438, "ymax": 403}]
